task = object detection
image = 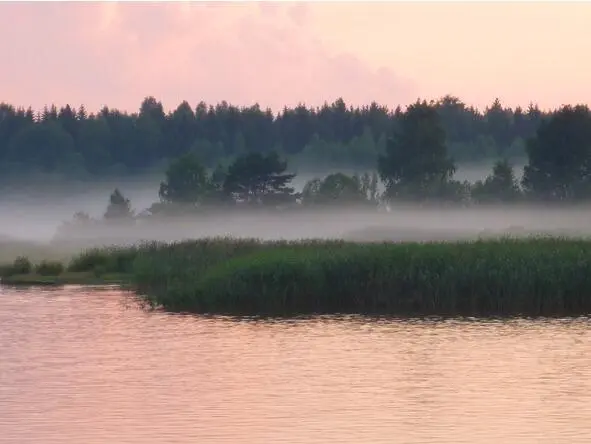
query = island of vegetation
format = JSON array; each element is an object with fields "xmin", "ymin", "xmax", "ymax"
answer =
[
  {"xmin": 2, "ymin": 236, "xmax": 591, "ymax": 318},
  {"xmin": 2, "ymin": 96, "xmax": 591, "ymax": 317}
]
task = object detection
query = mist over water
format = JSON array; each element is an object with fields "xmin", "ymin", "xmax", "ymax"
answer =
[{"xmin": 2, "ymin": 160, "xmax": 591, "ymax": 444}]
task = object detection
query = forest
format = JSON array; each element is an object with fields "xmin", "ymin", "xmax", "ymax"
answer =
[
  {"xmin": 0, "ymin": 95, "xmax": 543, "ymax": 182},
  {"xmin": 44, "ymin": 97, "xmax": 591, "ymax": 238}
]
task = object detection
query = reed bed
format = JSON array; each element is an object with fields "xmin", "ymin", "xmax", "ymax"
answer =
[
  {"xmin": 6, "ymin": 236, "xmax": 591, "ymax": 317},
  {"xmin": 130, "ymin": 237, "xmax": 348, "ymax": 306},
  {"xmin": 126, "ymin": 236, "xmax": 591, "ymax": 317},
  {"xmin": 67, "ymin": 245, "xmax": 140, "ymax": 275}
]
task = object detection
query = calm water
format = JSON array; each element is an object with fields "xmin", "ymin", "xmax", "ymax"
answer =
[{"xmin": 1, "ymin": 286, "xmax": 591, "ymax": 444}]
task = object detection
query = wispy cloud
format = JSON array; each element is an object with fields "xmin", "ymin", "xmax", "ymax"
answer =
[{"xmin": 0, "ymin": 2, "xmax": 416, "ymax": 113}]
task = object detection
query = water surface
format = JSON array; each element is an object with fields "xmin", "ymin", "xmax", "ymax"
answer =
[{"xmin": 1, "ymin": 286, "xmax": 590, "ymax": 443}]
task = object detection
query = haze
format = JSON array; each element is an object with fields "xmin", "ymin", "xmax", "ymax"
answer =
[
  {"xmin": 3, "ymin": 176, "xmax": 591, "ymax": 253},
  {"xmin": 1, "ymin": 1, "xmax": 590, "ymax": 249},
  {"xmin": 0, "ymin": 160, "xmax": 526, "ymax": 243}
]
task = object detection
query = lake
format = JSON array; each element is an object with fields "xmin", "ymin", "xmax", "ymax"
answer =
[{"xmin": 1, "ymin": 286, "xmax": 590, "ymax": 443}]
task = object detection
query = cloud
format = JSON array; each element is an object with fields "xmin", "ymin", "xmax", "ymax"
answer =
[{"xmin": 0, "ymin": 2, "xmax": 416, "ymax": 113}]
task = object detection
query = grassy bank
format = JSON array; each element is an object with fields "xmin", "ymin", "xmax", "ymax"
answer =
[
  {"xmin": 0, "ymin": 246, "xmax": 135, "ymax": 286},
  {"xmin": 132, "ymin": 237, "xmax": 591, "ymax": 317},
  {"xmin": 3, "ymin": 237, "xmax": 591, "ymax": 317}
]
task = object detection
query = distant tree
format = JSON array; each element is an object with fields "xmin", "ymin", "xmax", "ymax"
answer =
[
  {"xmin": 346, "ymin": 125, "xmax": 379, "ymax": 167},
  {"xmin": 484, "ymin": 98, "xmax": 513, "ymax": 154},
  {"xmin": 57, "ymin": 105, "xmax": 78, "ymax": 138},
  {"xmin": 76, "ymin": 117, "xmax": 113, "ymax": 173},
  {"xmin": 359, "ymin": 171, "xmax": 380, "ymax": 203},
  {"xmin": 167, "ymin": 100, "xmax": 196, "ymax": 158},
  {"xmin": 522, "ymin": 105, "xmax": 591, "ymax": 201},
  {"xmin": 301, "ymin": 178, "xmax": 322, "ymax": 202},
  {"xmin": 52, "ymin": 211, "xmax": 97, "ymax": 242},
  {"xmin": 6, "ymin": 121, "xmax": 78, "ymax": 172},
  {"xmin": 104, "ymin": 188, "xmax": 134, "ymax": 220},
  {"xmin": 190, "ymin": 138, "xmax": 224, "ymax": 168},
  {"xmin": 378, "ymin": 100, "xmax": 456, "ymax": 201},
  {"xmin": 158, "ymin": 152, "xmax": 217, "ymax": 206},
  {"xmin": 435, "ymin": 95, "xmax": 478, "ymax": 146},
  {"xmin": 0, "ymin": 95, "xmax": 562, "ymax": 184},
  {"xmin": 223, "ymin": 151, "xmax": 297, "ymax": 205},
  {"xmin": 210, "ymin": 163, "xmax": 227, "ymax": 189},
  {"xmin": 444, "ymin": 179, "xmax": 473, "ymax": 204},
  {"xmin": 73, "ymin": 211, "xmax": 92, "ymax": 224},
  {"xmin": 302, "ymin": 172, "xmax": 367, "ymax": 205},
  {"xmin": 77, "ymin": 105, "xmax": 88, "ymax": 121},
  {"xmin": 471, "ymin": 159, "xmax": 522, "ymax": 203}
]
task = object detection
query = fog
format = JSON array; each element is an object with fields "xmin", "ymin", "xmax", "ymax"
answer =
[
  {"xmin": 5, "ymin": 203, "xmax": 591, "ymax": 257},
  {"xmin": 2, "ymin": 160, "xmax": 585, "ymax": 252}
]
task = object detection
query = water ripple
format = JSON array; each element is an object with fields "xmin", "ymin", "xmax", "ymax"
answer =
[{"xmin": 0, "ymin": 287, "xmax": 590, "ymax": 443}]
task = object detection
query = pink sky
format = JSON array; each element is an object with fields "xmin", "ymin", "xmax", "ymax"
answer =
[{"xmin": 1, "ymin": 2, "xmax": 590, "ymax": 114}]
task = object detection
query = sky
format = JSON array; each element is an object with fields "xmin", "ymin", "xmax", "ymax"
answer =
[{"xmin": 1, "ymin": 1, "xmax": 590, "ymax": 115}]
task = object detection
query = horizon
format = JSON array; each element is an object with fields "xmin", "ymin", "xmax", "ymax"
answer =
[
  {"xmin": 2, "ymin": 2, "xmax": 590, "ymax": 115},
  {"xmin": 0, "ymin": 94, "xmax": 570, "ymax": 117}
]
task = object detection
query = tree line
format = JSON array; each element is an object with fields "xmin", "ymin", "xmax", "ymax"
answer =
[
  {"xmin": 57, "ymin": 98, "xmax": 591, "ymax": 236},
  {"xmin": 0, "ymin": 95, "xmax": 547, "ymax": 181}
]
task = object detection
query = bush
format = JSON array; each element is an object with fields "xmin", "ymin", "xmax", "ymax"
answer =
[
  {"xmin": 35, "ymin": 260, "xmax": 65, "ymax": 276},
  {"xmin": 0, "ymin": 256, "xmax": 32, "ymax": 277},
  {"xmin": 14, "ymin": 256, "xmax": 32, "ymax": 275},
  {"xmin": 67, "ymin": 246, "xmax": 139, "ymax": 274}
]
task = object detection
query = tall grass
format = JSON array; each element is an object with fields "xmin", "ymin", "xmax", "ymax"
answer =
[
  {"xmin": 10, "ymin": 235, "xmax": 591, "ymax": 317},
  {"xmin": 67, "ymin": 245, "xmax": 140, "ymax": 275},
  {"xmin": 125, "ymin": 236, "xmax": 591, "ymax": 317},
  {"xmin": 130, "ymin": 237, "xmax": 347, "ymax": 306}
]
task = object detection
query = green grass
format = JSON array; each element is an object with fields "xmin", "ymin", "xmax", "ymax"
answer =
[
  {"xmin": 125, "ymin": 236, "xmax": 591, "ymax": 317},
  {"xmin": 0, "ymin": 241, "xmax": 136, "ymax": 286},
  {"xmin": 4, "ymin": 236, "xmax": 591, "ymax": 317},
  {"xmin": 67, "ymin": 245, "xmax": 140, "ymax": 275},
  {"xmin": 130, "ymin": 238, "xmax": 348, "ymax": 307},
  {"xmin": 129, "ymin": 237, "xmax": 584, "ymax": 316}
]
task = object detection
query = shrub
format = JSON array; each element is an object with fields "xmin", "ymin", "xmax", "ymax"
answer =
[
  {"xmin": 35, "ymin": 260, "xmax": 65, "ymax": 276},
  {"xmin": 12, "ymin": 256, "xmax": 32, "ymax": 275},
  {"xmin": 68, "ymin": 246, "xmax": 139, "ymax": 274}
]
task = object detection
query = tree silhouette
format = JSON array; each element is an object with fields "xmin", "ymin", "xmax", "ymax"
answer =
[
  {"xmin": 158, "ymin": 152, "xmax": 215, "ymax": 205},
  {"xmin": 104, "ymin": 188, "xmax": 134, "ymax": 220},
  {"xmin": 378, "ymin": 100, "xmax": 456, "ymax": 201},
  {"xmin": 0, "ymin": 95, "xmax": 556, "ymax": 182},
  {"xmin": 223, "ymin": 151, "xmax": 297, "ymax": 205},
  {"xmin": 472, "ymin": 159, "xmax": 522, "ymax": 203},
  {"xmin": 522, "ymin": 105, "xmax": 591, "ymax": 201}
]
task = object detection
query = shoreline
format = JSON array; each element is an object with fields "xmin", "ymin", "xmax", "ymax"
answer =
[
  {"xmin": 2, "ymin": 236, "xmax": 591, "ymax": 318},
  {"xmin": 0, "ymin": 272, "xmax": 131, "ymax": 287}
]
